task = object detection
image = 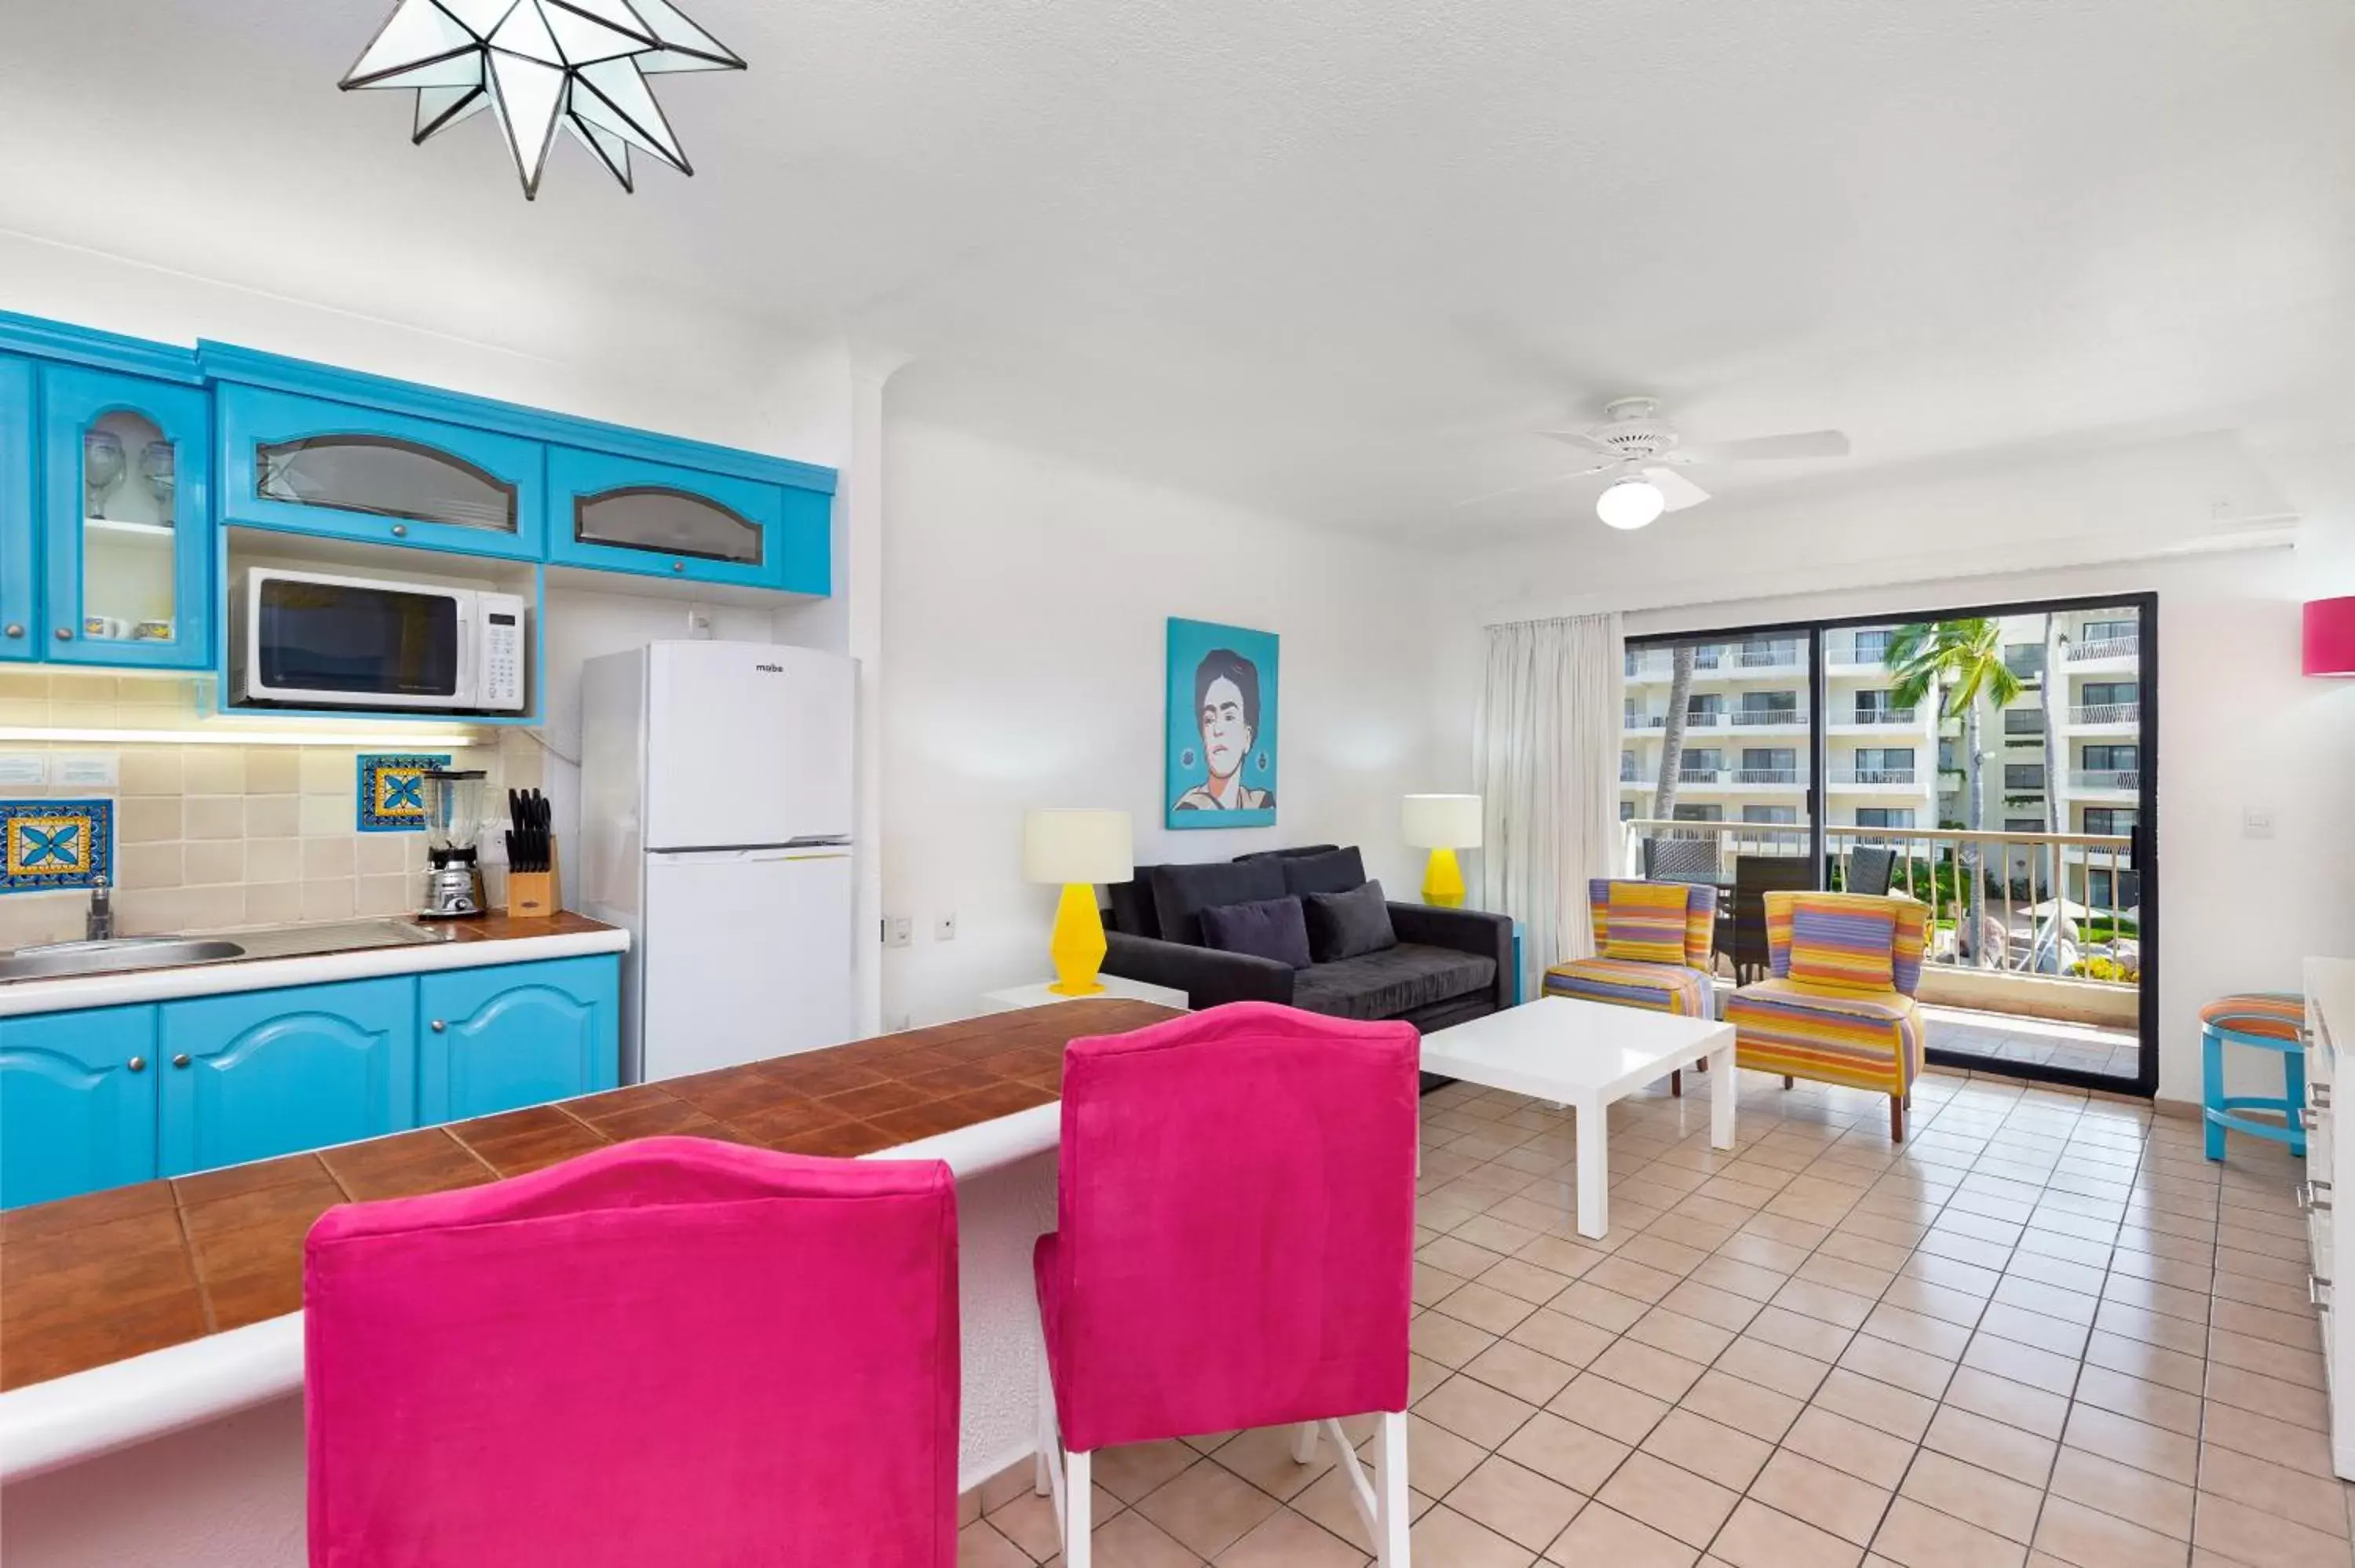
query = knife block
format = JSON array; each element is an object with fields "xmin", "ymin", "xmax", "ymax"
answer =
[{"xmin": 506, "ymin": 841, "xmax": 560, "ymax": 921}]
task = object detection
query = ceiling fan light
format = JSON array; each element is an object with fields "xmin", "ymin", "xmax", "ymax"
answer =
[{"xmin": 1597, "ymin": 476, "xmax": 1665, "ymax": 530}]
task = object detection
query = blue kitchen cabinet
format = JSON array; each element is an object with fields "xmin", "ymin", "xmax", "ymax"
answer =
[
  {"xmin": 418, "ymin": 955, "xmax": 619, "ymax": 1123},
  {"xmin": 38, "ymin": 364, "xmax": 212, "ymax": 671},
  {"xmin": 546, "ymin": 445, "xmax": 827, "ymax": 593},
  {"xmin": 0, "ymin": 355, "xmax": 35, "ymax": 662},
  {"xmin": 0, "ymin": 1006, "xmax": 159, "ymax": 1209},
  {"xmin": 159, "ymin": 976, "xmax": 417, "ymax": 1177},
  {"xmin": 217, "ymin": 384, "xmax": 546, "ymax": 561}
]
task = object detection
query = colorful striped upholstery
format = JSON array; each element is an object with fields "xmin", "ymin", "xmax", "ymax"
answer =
[
  {"xmin": 1585, "ymin": 879, "xmax": 1718, "ymax": 968},
  {"xmin": 1543, "ymin": 957, "xmax": 1714, "ymax": 1019},
  {"xmin": 1725, "ymin": 979, "xmax": 1922, "ymax": 1096},
  {"xmin": 1602, "ymin": 881, "xmax": 1692, "ymax": 965},
  {"xmin": 1733, "ymin": 892, "xmax": 1931, "ymax": 1137},
  {"xmin": 2200, "ymin": 992, "xmax": 2305, "ymax": 1043}
]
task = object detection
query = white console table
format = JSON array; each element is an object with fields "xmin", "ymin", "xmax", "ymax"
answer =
[{"xmin": 2303, "ymin": 956, "xmax": 2355, "ymax": 1479}]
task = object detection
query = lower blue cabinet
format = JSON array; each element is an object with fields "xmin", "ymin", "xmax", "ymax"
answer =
[
  {"xmin": 0, "ymin": 1005, "xmax": 159, "ymax": 1209},
  {"xmin": 159, "ymin": 976, "xmax": 418, "ymax": 1177},
  {"xmin": 418, "ymin": 955, "xmax": 619, "ymax": 1122}
]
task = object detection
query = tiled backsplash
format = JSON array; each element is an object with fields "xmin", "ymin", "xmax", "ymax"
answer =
[{"xmin": 0, "ymin": 673, "xmax": 541, "ymax": 946}]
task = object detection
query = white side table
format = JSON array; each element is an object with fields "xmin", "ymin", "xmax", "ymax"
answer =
[{"xmin": 977, "ymin": 976, "xmax": 1189, "ymax": 1016}]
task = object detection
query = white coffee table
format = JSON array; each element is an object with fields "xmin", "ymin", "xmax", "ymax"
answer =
[{"xmin": 1421, "ymin": 997, "xmax": 1736, "ymax": 1239}]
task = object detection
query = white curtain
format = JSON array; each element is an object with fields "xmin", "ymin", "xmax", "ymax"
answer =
[{"xmin": 1474, "ymin": 613, "xmax": 1623, "ymax": 999}]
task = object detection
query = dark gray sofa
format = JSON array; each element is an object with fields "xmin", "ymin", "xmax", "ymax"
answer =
[{"xmin": 1098, "ymin": 845, "xmax": 1512, "ymax": 1035}]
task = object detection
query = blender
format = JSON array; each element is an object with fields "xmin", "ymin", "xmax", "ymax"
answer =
[{"xmin": 418, "ymin": 769, "xmax": 489, "ymax": 918}]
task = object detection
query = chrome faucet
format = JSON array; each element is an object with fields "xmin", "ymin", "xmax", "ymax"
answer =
[{"xmin": 86, "ymin": 875, "xmax": 113, "ymax": 942}]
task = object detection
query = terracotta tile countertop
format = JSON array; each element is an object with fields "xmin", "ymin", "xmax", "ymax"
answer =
[{"xmin": 0, "ymin": 997, "xmax": 1177, "ymax": 1392}]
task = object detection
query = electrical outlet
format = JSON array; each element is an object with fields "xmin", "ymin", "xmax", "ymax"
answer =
[
  {"xmin": 883, "ymin": 915, "xmax": 913, "ymax": 948},
  {"xmin": 2243, "ymin": 807, "xmax": 2276, "ymax": 840},
  {"xmin": 934, "ymin": 912, "xmax": 958, "ymax": 942},
  {"xmin": 0, "ymin": 753, "xmax": 45, "ymax": 787},
  {"xmin": 887, "ymin": 1012, "xmax": 913, "ymax": 1032},
  {"xmin": 52, "ymin": 754, "xmax": 117, "ymax": 788}
]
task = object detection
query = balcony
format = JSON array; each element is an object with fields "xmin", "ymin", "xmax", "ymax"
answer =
[
  {"xmin": 1829, "ymin": 706, "xmax": 1919, "ymax": 730},
  {"xmin": 1730, "ymin": 768, "xmax": 1806, "ymax": 786},
  {"xmin": 2069, "ymin": 702, "xmax": 2137, "ymax": 727},
  {"xmin": 2068, "ymin": 635, "xmax": 2138, "ymax": 664},
  {"xmin": 1824, "ymin": 635, "xmax": 1890, "ymax": 669},
  {"xmin": 1827, "ymin": 768, "xmax": 1919, "ymax": 789},
  {"xmin": 2070, "ymin": 768, "xmax": 2141, "ymax": 793},
  {"xmin": 1726, "ymin": 706, "xmax": 1807, "ymax": 731}
]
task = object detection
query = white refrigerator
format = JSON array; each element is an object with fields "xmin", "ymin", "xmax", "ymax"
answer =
[{"xmin": 579, "ymin": 640, "xmax": 856, "ymax": 1084}]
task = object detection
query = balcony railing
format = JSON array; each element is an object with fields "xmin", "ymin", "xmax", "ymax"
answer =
[
  {"xmin": 1824, "ymin": 636, "xmax": 1891, "ymax": 666},
  {"xmin": 2070, "ymin": 768, "xmax": 2141, "ymax": 790},
  {"xmin": 1736, "ymin": 644, "xmax": 1803, "ymax": 667},
  {"xmin": 2069, "ymin": 702, "xmax": 2137, "ymax": 724},
  {"xmin": 1732, "ymin": 768, "xmax": 1806, "ymax": 786},
  {"xmin": 1619, "ymin": 817, "xmax": 2140, "ymax": 986},
  {"xmin": 1732, "ymin": 707, "xmax": 1807, "ymax": 726},
  {"xmin": 1828, "ymin": 768, "xmax": 1918, "ymax": 786},
  {"xmin": 2068, "ymin": 635, "xmax": 2138, "ymax": 662},
  {"xmin": 1839, "ymin": 707, "xmax": 1918, "ymax": 726}
]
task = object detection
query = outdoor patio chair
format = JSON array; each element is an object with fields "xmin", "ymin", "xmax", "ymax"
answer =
[{"xmin": 1846, "ymin": 846, "xmax": 1897, "ymax": 896}]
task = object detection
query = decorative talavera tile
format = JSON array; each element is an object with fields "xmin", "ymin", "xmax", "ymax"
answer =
[
  {"xmin": 0, "ymin": 799, "xmax": 113, "ymax": 892},
  {"xmin": 356, "ymin": 754, "xmax": 452, "ymax": 833}
]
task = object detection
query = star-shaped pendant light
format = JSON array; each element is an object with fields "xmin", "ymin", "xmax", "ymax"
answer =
[{"xmin": 341, "ymin": 0, "xmax": 744, "ymax": 199}]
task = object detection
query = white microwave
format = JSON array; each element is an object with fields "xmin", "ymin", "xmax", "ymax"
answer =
[{"xmin": 232, "ymin": 568, "xmax": 527, "ymax": 713}]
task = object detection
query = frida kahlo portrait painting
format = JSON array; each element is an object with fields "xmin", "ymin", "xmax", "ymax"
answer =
[{"xmin": 1165, "ymin": 617, "xmax": 1279, "ymax": 829}]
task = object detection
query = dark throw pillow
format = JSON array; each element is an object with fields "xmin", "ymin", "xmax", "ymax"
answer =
[
  {"xmin": 1280, "ymin": 846, "xmax": 1367, "ymax": 899},
  {"xmin": 1199, "ymin": 895, "xmax": 1314, "ymax": 970},
  {"xmin": 1304, "ymin": 879, "xmax": 1398, "ymax": 963}
]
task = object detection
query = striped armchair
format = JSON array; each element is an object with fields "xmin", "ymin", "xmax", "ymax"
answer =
[
  {"xmin": 1544, "ymin": 878, "xmax": 1718, "ymax": 1021},
  {"xmin": 1725, "ymin": 891, "xmax": 1930, "ymax": 1141}
]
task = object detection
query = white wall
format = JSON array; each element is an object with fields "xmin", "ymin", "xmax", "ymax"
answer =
[
  {"xmin": 878, "ymin": 418, "xmax": 1452, "ymax": 1027},
  {"xmin": 1436, "ymin": 432, "xmax": 2355, "ymax": 1104}
]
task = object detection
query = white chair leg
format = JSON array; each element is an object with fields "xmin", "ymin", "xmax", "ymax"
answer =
[
  {"xmin": 1064, "ymin": 1448, "xmax": 1093, "ymax": 1568},
  {"xmin": 1373, "ymin": 1408, "xmax": 1410, "ymax": 1566},
  {"xmin": 1291, "ymin": 1421, "xmax": 1320, "ymax": 1464},
  {"xmin": 1034, "ymin": 1360, "xmax": 1056, "ymax": 1496}
]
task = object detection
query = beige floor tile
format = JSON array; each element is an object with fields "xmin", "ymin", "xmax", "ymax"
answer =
[
  {"xmin": 1440, "ymin": 1280, "xmax": 1547, "ymax": 1335},
  {"xmin": 1922, "ymin": 1406, "xmax": 2059, "ymax": 1488},
  {"xmin": 1944, "ymin": 1366, "xmax": 2072, "ymax": 1439},
  {"xmin": 1403, "ymin": 1410, "xmax": 1492, "ymax": 1495},
  {"xmin": 1716, "ymin": 1335, "xmax": 1835, "ymax": 1400},
  {"xmin": 1543, "ymin": 1501, "xmax": 1702, "ymax": 1568},
  {"xmin": 2031, "ymin": 1496, "xmax": 2191, "ymax": 1568},
  {"xmin": 1081, "ymin": 1507, "xmax": 1203, "ymax": 1568},
  {"xmin": 1595, "ymin": 1450, "xmax": 1740, "ymax": 1549},
  {"xmin": 1548, "ymin": 1369, "xmax": 1674, "ymax": 1445},
  {"xmin": 1588, "ymin": 1338, "xmax": 1711, "ymax": 1404},
  {"xmin": 1416, "ymin": 1373, "xmax": 1539, "ymax": 1449},
  {"xmin": 2062, "ymin": 1404, "xmax": 2199, "ymax": 1487},
  {"xmin": 1964, "ymin": 1330, "xmax": 2087, "ymax": 1397},
  {"xmin": 1557, "ymin": 1281, "xmax": 1655, "ymax": 1333},
  {"xmin": 1900, "ymin": 1449, "xmax": 2046, "ymax": 1544},
  {"xmin": 1484, "ymin": 1256, "xmax": 1579, "ymax": 1307},
  {"xmin": 1131, "ymin": 1460, "xmax": 1280, "ymax": 1559},
  {"xmin": 2194, "ymin": 1402, "xmax": 2338, "ymax": 1480},
  {"xmin": 1773, "ymin": 1277, "xmax": 1882, "ymax": 1332},
  {"xmin": 1506, "ymin": 1306, "xmax": 1616, "ymax": 1369},
  {"xmin": 1749, "ymin": 1448, "xmax": 1896, "ymax": 1547},
  {"xmin": 1662, "ymin": 1278, "xmax": 1769, "ymax": 1331},
  {"xmin": 1871, "ymin": 1496, "xmax": 2030, "ymax": 1568},
  {"xmin": 1496, "ymin": 1409, "xmax": 1630, "ymax": 1494},
  {"xmin": 1411, "ymin": 1307, "xmax": 1499, "ymax": 1369},
  {"xmin": 2203, "ymin": 1362, "xmax": 2331, "ymax": 1434},
  {"xmin": 1813, "ymin": 1366, "xmax": 1937, "ymax": 1442},
  {"xmin": 1206, "ymin": 1425, "xmax": 1332, "ymax": 1501},
  {"xmin": 958, "ymin": 1520, "xmax": 1033, "ymax": 1568},
  {"xmin": 2072, "ymin": 1366, "xmax": 2203, "ymax": 1439},
  {"xmin": 1638, "ymin": 1407, "xmax": 1773, "ymax": 1491},
  {"xmin": 1420, "ymin": 1234, "xmax": 1509, "ymax": 1278},
  {"xmin": 2189, "ymin": 1492, "xmax": 2350, "ymax": 1568},
  {"xmin": 1839, "ymin": 1330, "xmax": 1959, "ymax": 1399},
  {"xmin": 2049, "ymin": 1447, "xmax": 2195, "ymax": 1541},
  {"xmin": 1465, "ymin": 1338, "xmax": 1579, "ymax": 1405},
  {"xmin": 1751, "ymin": 1303, "xmax": 1864, "ymax": 1361},
  {"xmin": 1784, "ymin": 1406, "xmax": 1920, "ymax": 1490},
  {"xmin": 1092, "ymin": 1442, "xmax": 1201, "ymax": 1504},
  {"xmin": 1681, "ymin": 1366, "xmax": 1806, "ymax": 1442},
  {"xmin": 2193, "ymin": 1444, "xmax": 2350, "ymax": 1540},
  {"xmin": 1628, "ymin": 1304, "xmax": 1739, "ymax": 1364},
  {"xmin": 1408, "ymin": 1503, "xmax": 1539, "ymax": 1566},
  {"xmin": 1447, "ymin": 1455, "xmax": 1585, "ymax": 1552},
  {"xmin": 1211, "ymin": 1507, "xmax": 1367, "ymax": 1567},
  {"xmin": 1711, "ymin": 1497, "xmax": 1868, "ymax": 1568}
]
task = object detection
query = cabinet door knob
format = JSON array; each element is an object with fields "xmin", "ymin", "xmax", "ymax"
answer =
[
  {"xmin": 429, "ymin": 1019, "xmax": 447, "ymax": 1033},
  {"xmin": 671, "ymin": 560, "xmax": 685, "ymax": 573},
  {"xmin": 171, "ymin": 1052, "xmax": 191, "ymax": 1068},
  {"xmin": 126, "ymin": 1056, "xmax": 145, "ymax": 1073},
  {"xmin": 3, "ymin": 623, "xmax": 21, "ymax": 639},
  {"xmin": 53, "ymin": 626, "xmax": 72, "ymax": 641},
  {"xmin": 391, "ymin": 523, "xmax": 409, "ymax": 538}
]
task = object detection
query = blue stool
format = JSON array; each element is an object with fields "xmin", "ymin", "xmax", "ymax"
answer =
[{"xmin": 2201, "ymin": 991, "xmax": 2309, "ymax": 1161}]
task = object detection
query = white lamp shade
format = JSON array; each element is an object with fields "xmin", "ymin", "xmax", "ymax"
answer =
[
  {"xmin": 1402, "ymin": 793, "xmax": 1483, "ymax": 850},
  {"xmin": 1022, "ymin": 809, "xmax": 1134, "ymax": 884}
]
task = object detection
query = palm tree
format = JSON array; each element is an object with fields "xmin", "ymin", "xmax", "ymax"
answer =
[
  {"xmin": 1652, "ymin": 645, "xmax": 1697, "ymax": 824},
  {"xmin": 2039, "ymin": 613, "xmax": 2070, "ymax": 844},
  {"xmin": 1886, "ymin": 620, "xmax": 2022, "ymax": 966}
]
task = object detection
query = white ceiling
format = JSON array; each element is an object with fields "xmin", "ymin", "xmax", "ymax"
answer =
[{"xmin": 5, "ymin": 1, "xmax": 2353, "ymax": 539}]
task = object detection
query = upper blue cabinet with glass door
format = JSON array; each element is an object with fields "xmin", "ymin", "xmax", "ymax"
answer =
[
  {"xmin": 217, "ymin": 385, "xmax": 546, "ymax": 560},
  {"xmin": 0, "ymin": 355, "xmax": 35, "ymax": 663},
  {"xmin": 547, "ymin": 446, "xmax": 828, "ymax": 593}
]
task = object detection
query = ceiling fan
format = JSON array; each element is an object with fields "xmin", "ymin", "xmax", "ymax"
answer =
[{"xmin": 1458, "ymin": 397, "xmax": 1851, "ymax": 530}]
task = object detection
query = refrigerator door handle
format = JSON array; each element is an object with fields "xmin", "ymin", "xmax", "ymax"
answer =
[{"xmin": 648, "ymin": 846, "xmax": 855, "ymax": 864}]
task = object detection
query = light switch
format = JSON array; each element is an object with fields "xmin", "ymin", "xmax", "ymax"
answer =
[{"xmin": 2243, "ymin": 807, "xmax": 2275, "ymax": 839}]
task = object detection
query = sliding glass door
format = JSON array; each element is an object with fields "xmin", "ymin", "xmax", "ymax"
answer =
[{"xmin": 1623, "ymin": 592, "xmax": 2156, "ymax": 1096}]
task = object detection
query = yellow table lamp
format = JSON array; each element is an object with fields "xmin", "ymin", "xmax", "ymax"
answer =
[
  {"xmin": 1022, "ymin": 808, "xmax": 1134, "ymax": 996},
  {"xmin": 1402, "ymin": 793, "xmax": 1482, "ymax": 908}
]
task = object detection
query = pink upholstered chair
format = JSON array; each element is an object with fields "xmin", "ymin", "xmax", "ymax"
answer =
[
  {"xmin": 1031, "ymin": 1002, "xmax": 1420, "ymax": 1567},
  {"xmin": 304, "ymin": 1136, "xmax": 959, "ymax": 1568}
]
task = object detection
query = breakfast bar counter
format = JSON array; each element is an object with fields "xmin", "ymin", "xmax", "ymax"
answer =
[{"xmin": 0, "ymin": 997, "xmax": 1178, "ymax": 1504}]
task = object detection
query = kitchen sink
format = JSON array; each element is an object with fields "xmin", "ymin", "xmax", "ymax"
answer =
[{"xmin": 0, "ymin": 937, "xmax": 248, "ymax": 982}]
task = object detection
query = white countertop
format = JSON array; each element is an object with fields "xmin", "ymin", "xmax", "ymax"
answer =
[{"xmin": 0, "ymin": 923, "xmax": 631, "ymax": 1018}]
